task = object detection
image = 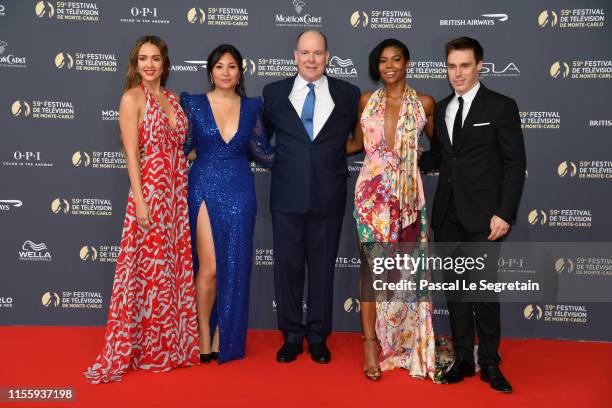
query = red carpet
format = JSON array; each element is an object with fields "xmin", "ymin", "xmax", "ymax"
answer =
[{"xmin": 0, "ymin": 327, "xmax": 610, "ymax": 407}]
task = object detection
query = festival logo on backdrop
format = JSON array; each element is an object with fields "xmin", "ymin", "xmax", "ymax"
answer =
[
  {"xmin": 538, "ymin": 9, "xmax": 605, "ymax": 28},
  {"xmin": 54, "ymin": 51, "xmax": 117, "ymax": 72},
  {"xmin": 350, "ymin": 9, "xmax": 413, "ymax": 29},
  {"xmin": 10, "ymin": 99, "xmax": 75, "ymax": 120},
  {"xmin": 526, "ymin": 304, "xmax": 590, "ymax": 324},
  {"xmin": 557, "ymin": 160, "xmax": 612, "ymax": 180},
  {"xmin": 254, "ymin": 56, "xmax": 296, "ymax": 78},
  {"xmin": 188, "ymin": 5, "xmax": 248, "ymax": 26},
  {"xmin": 35, "ymin": 1, "xmax": 100, "ymax": 22},
  {"xmin": 551, "ymin": 59, "xmax": 612, "ymax": 79},
  {"xmin": 51, "ymin": 197, "xmax": 113, "ymax": 216},
  {"xmin": 406, "ymin": 60, "xmax": 447, "ymax": 80},
  {"xmin": 520, "ymin": 111, "xmax": 561, "ymax": 129},
  {"xmin": 529, "ymin": 209, "xmax": 592, "ymax": 228},
  {"xmin": 80, "ymin": 244, "xmax": 119, "ymax": 263},
  {"xmin": 71, "ymin": 151, "xmax": 126, "ymax": 169}
]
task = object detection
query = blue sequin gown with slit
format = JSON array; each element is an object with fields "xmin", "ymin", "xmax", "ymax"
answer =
[{"xmin": 180, "ymin": 93, "xmax": 273, "ymax": 363}]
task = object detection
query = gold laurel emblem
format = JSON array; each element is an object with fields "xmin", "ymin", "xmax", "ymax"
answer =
[
  {"xmin": 550, "ymin": 61, "xmax": 570, "ymax": 78},
  {"xmin": 42, "ymin": 291, "xmax": 60, "ymax": 307},
  {"xmin": 344, "ymin": 297, "xmax": 361, "ymax": 312},
  {"xmin": 350, "ymin": 11, "xmax": 368, "ymax": 28},
  {"xmin": 538, "ymin": 10, "xmax": 558, "ymax": 27},
  {"xmin": 35, "ymin": 1, "xmax": 54, "ymax": 18},
  {"xmin": 523, "ymin": 304, "xmax": 542, "ymax": 320},
  {"xmin": 11, "ymin": 100, "xmax": 31, "ymax": 117},
  {"xmin": 80, "ymin": 245, "xmax": 98, "ymax": 261},
  {"xmin": 557, "ymin": 161, "xmax": 576, "ymax": 177},
  {"xmin": 72, "ymin": 151, "xmax": 91, "ymax": 167},
  {"xmin": 187, "ymin": 7, "xmax": 206, "ymax": 24},
  {"xmin": 555, "ymin": 258, "xmax": 574, "ymax": 273},
  {"xmin": 55, "ymin": 52, "xmax": 74, "ymax": 69},
  {"xmin": 242, "ymin": 59, "xmax": 256, "ymax": 75},
  {"xmin": 528, "ymin": 209, "xmax": 547, "ymax": 225},
  {"xmin": 51, "ymin": 198, "xmax": 70, "ymax": 214}
]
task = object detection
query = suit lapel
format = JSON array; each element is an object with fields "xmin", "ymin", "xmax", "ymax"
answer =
[
  {"xmin": 313, "ymin": 76, "xmax": 341, "ymax": 143},
  {"xmin": 283, "ymin": 75, "xmax": 312, "ymax": 142},
  {"xmin": 453, "ymin": 84, "xmax": 487, "ymax": 153}
]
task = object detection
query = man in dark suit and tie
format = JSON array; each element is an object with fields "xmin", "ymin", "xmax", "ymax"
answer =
[
  {"xmin": 262, "ymin": 31, "xmax": 360, "ymax": 364},
  {"xmin": 420, "ymin": 37, "xmax": 526, "ymax": 392}
]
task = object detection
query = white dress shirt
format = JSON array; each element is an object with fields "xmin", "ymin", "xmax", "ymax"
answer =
[
  {"xmin": 289, "ymin": 74, "xmax": 335, "ymax": 139},
  {"xmin": 445, "ymin": 81, "xmax": 481, "ymax": 144}
]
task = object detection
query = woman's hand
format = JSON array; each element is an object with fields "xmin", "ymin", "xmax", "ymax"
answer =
[{"xmin": 135, "ymin": 200, "xmax": 153, "ymax": 229}]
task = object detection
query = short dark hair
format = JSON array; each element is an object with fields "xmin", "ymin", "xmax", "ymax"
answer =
[
  {"xmin": 445, "ymin": 37, "xmax": 484, "ymax": 63},
  {"xmin": 207, "ymin": 44, "xmax": 246, "ymax": 97},
  {"xmin": 296, "ymin": 30, "xmax": 328, "ymax": 51},
  {"xmin": 368, "ymin": 38, "xmax": 410, "ymax": 82}
]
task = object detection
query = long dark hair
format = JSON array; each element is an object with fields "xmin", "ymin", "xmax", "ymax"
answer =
[
  {"xmin": 207, "ymin": 44, "xmax": 246, "ymax": 97},
  {"xmin": 124, "ymin": 35, "xmax": 170, "ymax": 91}
]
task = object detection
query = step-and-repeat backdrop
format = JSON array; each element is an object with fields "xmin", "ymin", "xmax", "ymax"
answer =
[{"xmin": 1, "ymin": 0, "xmax": 611, "ymax": 341}]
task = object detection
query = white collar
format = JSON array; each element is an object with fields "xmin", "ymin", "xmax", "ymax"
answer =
[
  {"xmin": 455, "ymin": 81, "xmax": 480, "ymax": 103},
  {"xmin": 295, "ymin": 73, "xmax": 327, "ymax": 90}
]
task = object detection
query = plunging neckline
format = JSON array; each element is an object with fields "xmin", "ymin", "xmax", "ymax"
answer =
[
  {"xmin": 146, "ymin": 86, "xmax": 179, "ymax": 133},
  {"xmin": 381, "ymin": 95, "xmax": 401, "ymax": 154},
  {"xmin": 205, "ymin": 93, "xmax": 242, "ymax": 145}
]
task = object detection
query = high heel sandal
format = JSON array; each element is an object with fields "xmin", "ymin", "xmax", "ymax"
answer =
[{"xmin": 363, "ymin": 337, "xmax": 382, "ymax": 381}]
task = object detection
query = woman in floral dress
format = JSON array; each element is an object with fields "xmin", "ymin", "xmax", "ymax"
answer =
[{"xmin": 347, "ymin": 39, "xmax": 449, "ymax": 382}]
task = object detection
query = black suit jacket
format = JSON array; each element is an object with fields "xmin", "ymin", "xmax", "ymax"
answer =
[
  {"xmin": 420, "ymin": 84, "xmax": 527, "ymax": 232},
  {"xmin": 263, "ymin": 75, "xmax": 360, "ymax": 216}
]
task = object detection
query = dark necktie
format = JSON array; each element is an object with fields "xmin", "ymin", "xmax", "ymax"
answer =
[
  {"xmin": 452, "ymin": 96, "xmax": 464, "ymax": 146},
  {"xmin": 301, "ymin": 83, "xmax": 316, "ymax": 140}
]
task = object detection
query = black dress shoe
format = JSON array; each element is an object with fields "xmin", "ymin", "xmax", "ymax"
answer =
[
  {"xmin": 200, "ymin": 353, "xmax": 214, "ymax": 364},
  {"xmin": 308, "ymin": 342, "xmax": 331, "ymax": 364},
  {"xmin": 276, "ymin": 342, "xmax": 303, "ymax": 363},
  {"xmin": 480, "ymin": 365, "xmax": 513, "ymax": 393},
  {"xmin": 441, "ymin": 360, "xmax": 476, "ymax": 384},
  {"xmin": 211, "ymin": 352, "xmax": 219, "ymax": 361}
]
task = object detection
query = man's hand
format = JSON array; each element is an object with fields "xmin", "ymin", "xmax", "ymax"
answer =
[
  {"xmin": 488, "ymin": 215, "xmax": 509, "ymax": 241},
  {"xmin": 417, "ymin": 146, "xmax": 424, "ymax": 160}
]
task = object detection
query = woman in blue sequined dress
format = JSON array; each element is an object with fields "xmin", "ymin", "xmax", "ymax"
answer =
[{"xmin": 180, "ymin": 44, "xmax": 273, "ymax": 363}]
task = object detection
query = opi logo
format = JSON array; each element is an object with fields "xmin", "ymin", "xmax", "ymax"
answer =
[{"xmin": 131, "ymin": 7, "xmax": 157, "ymax": 17}]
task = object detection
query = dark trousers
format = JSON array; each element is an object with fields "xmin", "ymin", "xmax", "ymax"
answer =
[
  {"xmin": 272, "ymin": 211, "xmax": 343, "ymax": 344},
  {"xmin": 434, "ymin": 194, "xmax": 501, "ymax": 367}
]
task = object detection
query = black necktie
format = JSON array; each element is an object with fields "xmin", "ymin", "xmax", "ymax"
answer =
[{"xmin": 452, "ymin": 96, "xmax": 464, "ymax": 146}]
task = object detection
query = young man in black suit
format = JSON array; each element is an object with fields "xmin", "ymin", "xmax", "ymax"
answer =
[
  {"xmin": 420, "ymin": 37, "xmax": 526, "ymax": 392},
  {"xmin": 262, "ymin": 31, "xmax": 360, "ymax": 364}
]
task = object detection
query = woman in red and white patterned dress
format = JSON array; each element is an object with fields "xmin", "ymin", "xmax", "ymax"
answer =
[{"xmin": 84, "ymin": 36, "xmax": 199, "ymax": 384}]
